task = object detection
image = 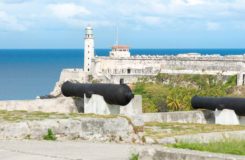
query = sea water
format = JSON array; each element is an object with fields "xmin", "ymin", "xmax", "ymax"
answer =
[{"xmin": 0, "ymin": 49, "xmax": 245, "ymax": 100}]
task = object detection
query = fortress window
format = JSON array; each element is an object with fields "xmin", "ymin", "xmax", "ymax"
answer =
[
  {"xmin": 120, "ymin": 79, "xmax": 124, "ymax": 84},
  {"xmin": 127, "ymin": 69, "xmax": 131, "ymax": 74}
]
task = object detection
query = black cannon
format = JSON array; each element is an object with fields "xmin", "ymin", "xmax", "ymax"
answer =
[
  {"xmin": 61, "ymin": 81, "xmax": 134, "ymax": 106},
  {"xmin": 191, "ymin": 96, "xmax": 245, "ymax": 116}
]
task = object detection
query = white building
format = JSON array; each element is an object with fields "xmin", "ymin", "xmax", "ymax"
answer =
[{"xmin": 109, "ymin": 45, "xmax": 130, "ymax": 58}]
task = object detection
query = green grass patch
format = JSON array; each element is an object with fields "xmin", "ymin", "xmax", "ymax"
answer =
[
  {"xmin": 169, "ymin": 139, "xmax": 245, "ymax": 155},
  {"xmin": 129, "ymin": 153, "xmax": 139, "ymax": 160},
  {"xmin": 0, "ymin": 110, "xmax": 120, "ymax": 123},
  {"xmin": 43, "ymin": 129, "xmax": 57, "ymax": 141},
  {"xmin": 144, "ymin": 122, "xmax": 245, "ymax": 139}
]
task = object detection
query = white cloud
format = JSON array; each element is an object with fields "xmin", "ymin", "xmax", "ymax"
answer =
[
  {"xmin": 137, "ymin": 16, "xmax": 161, "ymax": 25},
  {"xmin": 185, "ymin": 0, "xmax": 205, "ymax": 6},
  {"xmin": 206, "ymin": 22, "xmax": 221, "ymax": 31},
  {"xmin": 48, "ymin": 3, "xmax": 90, "ymax": 19},
  {"xmin": 45, "ymin": 3, "xmax": 93, "ymax": 28},
  {"xmin": 0, "ymin": 0, "xmax": 245, "ymax": 31},
  {"xmin": 0, "ymin": 11, "xmax": 27, "ymax": 31}
]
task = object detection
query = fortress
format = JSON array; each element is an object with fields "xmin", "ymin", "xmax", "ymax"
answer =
[{"xmin": 51, "ymin": 26, "xmax": 245, "ymax": 96}]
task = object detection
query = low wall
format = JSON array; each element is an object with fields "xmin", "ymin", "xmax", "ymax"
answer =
[
  {"xmin": 0, "ymin": 97, "xmax": 83, "ymax": 113},
  {"xmin": 0, "ymin": 117, "xmax": 137, "ymax": 143},
  {"xmin": 140, "ymin": 147, "xmax": 245, "ymax": 160},
  {"xmin": 142, "ymin": 110, "xmax": 215, "ymax": 124}
]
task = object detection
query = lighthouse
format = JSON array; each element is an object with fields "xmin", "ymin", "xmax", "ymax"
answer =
[{"xmin": 84, "ymin": 26, "xmax": 95, "ymax": 73}]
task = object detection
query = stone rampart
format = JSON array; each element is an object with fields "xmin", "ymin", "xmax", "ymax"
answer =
[
  {"xmin": 142, "ymin": 110, "xmax": 215, "ymax": 124},
  {"xmin": 92, "ymin": 55, "xmax": 245, "ymax": 85},
  {"xmin": 0, "ymin": 97, "xmax": 83, "ymax": 113},
  {"xmin": 0, "ymin": 117, "xmax": 137, "ymax": 143}
]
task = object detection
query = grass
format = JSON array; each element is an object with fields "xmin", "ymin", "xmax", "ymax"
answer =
[
  {"xmin": 0, "ymin": 110, "xmax": 119, "ymax": 123},
  {"xmin": 169, "ymin": 139, "xmax": 245, "ymax": 156},
  {"xmin": 144, "ymin": 122, "xmax": 245, "ymax": 139},
  {"xmin": 129, "ymin": 153, "xmax": 139, "ymax": 160},
  {"xmin": 43, "ymin": 129, "xmax": 57, "ymax": 141}
]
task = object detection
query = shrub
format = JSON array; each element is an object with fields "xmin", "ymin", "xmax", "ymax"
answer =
[
  {"xmin": 133, "ymin": 83, "xmax": 168, "ymax": 113},
  {"xmin": 129, "ymin": 153, "xmax": 139, "ymax": 160},
  {"xmin": 43, "ymin": 128, "xmax": 57, "ymax": 141},
  {"xmin": 133, "ymin": 74, "xmax": 238, "ymax": 112}
]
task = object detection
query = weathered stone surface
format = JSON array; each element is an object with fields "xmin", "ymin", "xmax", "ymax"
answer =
[
  {"xmin": 0, "ymin": 122, "xmax": 30, "ymax": 139},
  {"xmin": 144, "ymin": 137, "xmax": 156, "ymax": 144},
  {"xmin": 140, "ymin": 147, "xmax": 245, "ymax": 160},
  {"xmin": 215, "ymin": 109, "xmax": 240, "ymax": 125},
  {"xmin": 84, "ymin": 94, "xmax": 121, "ymax": 115},
  {"xmin": 0, "ymin": 97, "xmax": 83, "ymax": 113},
  {"xmin": 120, "ymin": 95, "xmax": 143, "ymax": 115},
  {"xmin": 0, "ymin": 117, "xmax": 137, "ymax": 143},
  {"xmin": 142, "ymin": 110, "xmax": 215, "ymax": 124}
]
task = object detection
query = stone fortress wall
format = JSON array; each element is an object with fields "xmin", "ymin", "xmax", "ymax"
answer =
[{"xmin": 91, "ymin": 54, "xmax": 245, "ymax": 85}]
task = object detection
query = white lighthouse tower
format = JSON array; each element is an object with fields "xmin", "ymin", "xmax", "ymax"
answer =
[{"xmin": 84, "ymin": 26, "xmax": 95, "ymax": 73}]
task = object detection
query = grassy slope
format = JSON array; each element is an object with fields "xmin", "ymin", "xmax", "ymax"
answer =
[
  {"xmin": 144, "ymin": 122, "xmax": 245, "ymax": 139},
  {"xmin": 0, "ymin": 110, "xmax": 118, "ymax": 122},
  {"xmin": 170, "ymin": 139, "xmax": 245, "ymax": 155}
]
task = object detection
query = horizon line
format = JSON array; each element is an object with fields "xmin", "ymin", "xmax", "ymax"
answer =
[{"xmin": 1, "ymin": 48, "xmax": 245, "ymax": 50}]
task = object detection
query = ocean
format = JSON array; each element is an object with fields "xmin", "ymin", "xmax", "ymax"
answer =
[{"xmin": 1, "ymin": 49, "xmax": 245, "ymax": 100}]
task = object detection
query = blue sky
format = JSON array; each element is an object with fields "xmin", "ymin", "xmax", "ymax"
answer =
[{"xmin": 0, "ymin": 0, "xmax": 245, "ymax": 49}]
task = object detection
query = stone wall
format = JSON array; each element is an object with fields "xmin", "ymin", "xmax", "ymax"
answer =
[
  {"xmin": 142, "ymin": 110, "xmax": 215, "ymax": 124},
  {"xmin": 0, "ymin": 97, "xmax": 83, "ymax": 113},
  {"xmin": 0, "ymin": 117, "xmax": 138, "ymax": 143},
  {"xmin": 92, "ymin": 55, "xmax": 245, "ymax": 85}
]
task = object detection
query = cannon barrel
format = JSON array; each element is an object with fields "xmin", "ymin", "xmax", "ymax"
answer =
[
  {"xmin": 191, "ymin": 96, "xmax": 245, "ymax": 116},
  {"xmin": 61, "ymin": 81, "xmax": 134, "ymax": 106}
]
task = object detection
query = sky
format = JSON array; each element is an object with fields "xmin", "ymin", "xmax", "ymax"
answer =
[{"xmin": 0, "ymin": 0, "xmax": 245, "ymax": 49}]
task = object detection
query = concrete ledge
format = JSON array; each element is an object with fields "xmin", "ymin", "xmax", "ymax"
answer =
[
  {"xmin": 142, "ymin": 110, "xmax": 215, "ymax": 124},
  {"xmin": 140, "ymin": 147, "xmax": 245, "ymax": 160},
  {"xmin": 0, "ymin": 97, "xmax": 83, "ymax": 113}
]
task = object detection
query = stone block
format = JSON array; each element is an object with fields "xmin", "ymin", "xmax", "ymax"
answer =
[
  {"xmin": 142, "ymin": 110, "xmax": 215, "ymax": 124},
  {"xmin": 84, "ymin": 94, "xmax": 120, "ymax": 115},
  {"xmin": 120, "ymin": 95, "xmax": 142, "ymax": 115},
  {"xmin": 84, "ymin": 94, "xmax": 143, "ymax": 116},
  {"xmin": 215, "ymin": 109, "xmax": 240, "ymax": 125}
]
